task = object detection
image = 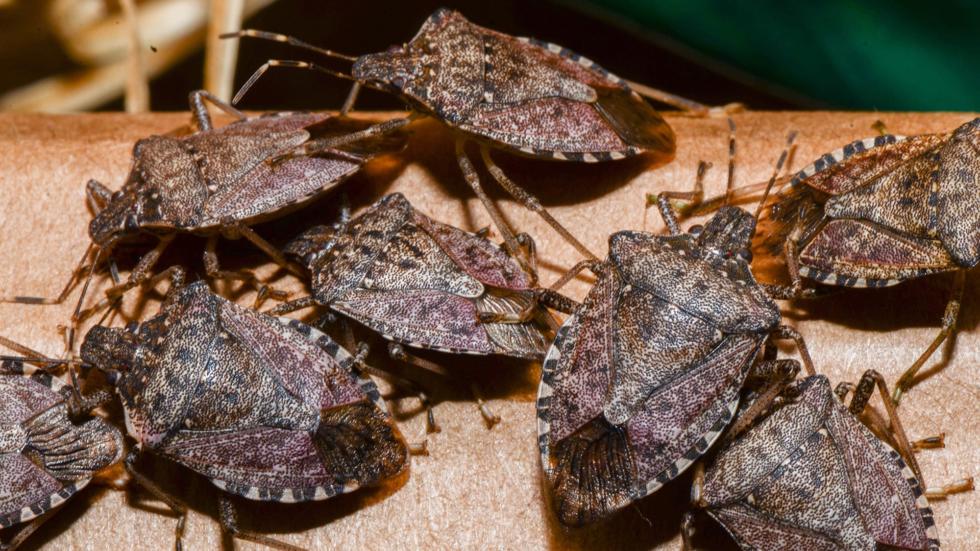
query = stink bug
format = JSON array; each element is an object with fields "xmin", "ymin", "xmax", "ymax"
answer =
[
  {"xmin": 2, "ymin": 89, "xmax": 403, "ymax": 315},
  {"xmin": 759, "ymin": 117, "xmax": 980, "ymax": 402},
  {"xmin": 274, "ymin": 192, "xmax": 561, "ymax": 427},
  {"xmin": 225, "ymin": 8, "xmax": 676, "ymax": 263},
  {"xmin": 78, "ymin": 278, "xmax": 409, "ymax": 550},
  {"xmin": 685, "ymin": 371, "xmax": 972, "ymax": 551},
  {"xmin": 536, "ymin": 201, "xmax": 813, "ymax": 526},
  {"xmin": 0, "ymin": 360, "xmax": 123, "ymax": 550}
]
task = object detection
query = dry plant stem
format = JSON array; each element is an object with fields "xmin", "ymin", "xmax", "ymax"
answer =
[
  {"xmin": 204, "ymin": 0, "xmax": 245, "ymax": 101},
  {"xmin": 893, "ymin": 269, "xmax": 966, "ymax": 404},
  {"xmin": 479, "ymin": 146, "xmax": 598, "ymax": 261},
  {"xmin": 120, "ymin": 0, "xmax": 149, "ymax": 113}
]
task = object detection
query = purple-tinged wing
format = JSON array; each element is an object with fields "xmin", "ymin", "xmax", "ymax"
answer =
[
  {"xmin": 217, "ymin": 300, "xmax": 364, "ymax": 411},
  {"xmin": 0, "ymin": 371, "xmax": 61, "ymax": 424},
  {"xmin": 799, "ymin": 219, "xmax": 953, "ymax": 281},
  {"xmin": 792, "ymin": 133, "xmax": 944, "ymax": 196},
  {"xmin": 202, "ymin": 154, "xmax": 361, "ymax": 225},
  {"xmin": 332, "ymin": 289, "xmax": 494, "ymax": 355},
  {"xmin": 159, "ymin": 400, "xmax": 406, "ymax": 502},
  {"xmin": 824, "ymin": 390, "xmax": 935, "ymax": 549},
  {"xmin": 707, "ymin": 503, "xmax": 842, "ymax": 551},
  {"xmin": 412, "ymin": 209, "xmax": 532, "ymax": 290},
  {"xmin": 627, "ymin": 333, "xmax": 760, "ymax": 497},
  {"xmin": 0, "ymin": 454, "xmax": 62, "ymax": 528}
]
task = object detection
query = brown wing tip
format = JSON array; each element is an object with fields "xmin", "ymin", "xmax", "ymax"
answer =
[
  {"xmin": 594, "ymin": 87, "xmax": 675, "ymax": 155},
  {"xmin": 315, "ymin": 401, "xmax": 409, "ymax": 488},
  {"xmin": 548, "ymin": 415, "xmax": 636, "ymax": 526}
]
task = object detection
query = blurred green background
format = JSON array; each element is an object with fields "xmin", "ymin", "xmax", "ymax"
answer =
[{"xmin": 0, "ymin": 0, "xmax": 976, "ymax": 111}]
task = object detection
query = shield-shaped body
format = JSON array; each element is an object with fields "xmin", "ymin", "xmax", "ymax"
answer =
[
  {"xmin": 762, "ymin": 117, "xmax": 980, "ymax": 288},
  {"xmin": 351, "ymin": 8, "xmax": 675, "ymax": 161},
  {"xmin": 702, "ymin": 375, "xmax": 939, "ymax": 550},
  {"xmin": 90, "ymin": 112, "xmax": 402, "ymax": 248},
  {"xmin": 288, "ymin": 192, "xmax": 552, "ymax": 359},
  {"xmin": 80, "ymin": 282, "xmax": 408, "ymax": 502},
  {"xmin": 537, "ymin": 207, "xmax": 781, "ymax": 525},
  {"xmin": 0, "ymin": 362, "xmax": 123, "ymax": 531}
]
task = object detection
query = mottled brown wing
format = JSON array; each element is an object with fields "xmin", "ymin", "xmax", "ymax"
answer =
[
  {"xmin": 158, "ymin": 401, "xmax": 406, "ymax": 503},
  {"xmin": 412, "ymin": 209, "xmax": 532, "ymax": 290},
  {"xmin": 791, "ymin": 133, "xmax": 946, "ymax": 196},
  {"xmin": 609, "ymin": 231, "xmax": 779, "ymax": 333},
  {"xmin": 798, "ymin": 219, "xmax": 953, "ymax": 285},
  {"xmin": 186, "ymin": 113, "xmax": 321, "ymax": 193},
  {"xmin": 310, "ymin": 193, "xmax": 413, "ymax": 304},
  {"xmin": 707, "ymin": 503, "xmax": 842, "ymax": 551},
  {"xmin": 331, "ymin": 289, "xmax": 494, "ymax": 355},
  {"xmin": 0, "ymin": 454, "xmax": 62, "ymax": 528},
  {"xmin": 824, "ymin": 386, "xmax": 935, "ymax": 549},
  {"xmin": 934, "ymin": 118, "xmax": 980, "ymax": 267}
]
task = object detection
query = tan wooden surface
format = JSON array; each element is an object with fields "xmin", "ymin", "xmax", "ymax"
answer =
[{"xmin": 0, "ymin": 111, "xmax": 977, "ymax": 550}]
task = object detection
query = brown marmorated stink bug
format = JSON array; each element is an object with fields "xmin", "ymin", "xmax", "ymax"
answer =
[
  {"xmin": 683, "ymin": 371, "xmax": 973, "ymax": 551},
  {"xmin": 224, "ymin": 8, "xmax": 678, "ymax": 263},
  {"xmin": 78, "ymin": 276, "xmax": 409, "ymax": 550},
  {"xmin": 273, "ymin": 192, "xmax": 565, "ymax": 427},
  {"xmin": 0, "ymin": 359, "xmax": 123, "ymax": 550},
  {"xmin": 2, "ymin": 89, "xmax": 403, "ymax": 315},
  {"xmin": 758, "ymin": 117, "xmax": 980, "ymax": 402},
  {"xmin": 535, "ymin": 198, "xmax": 814, "ymax": 526}
]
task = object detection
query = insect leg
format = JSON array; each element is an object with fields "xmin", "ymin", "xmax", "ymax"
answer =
[
  {"xmin": 266, "ymin": 295, "xmax": 318, "ymax": 316},
  {"xmin": 768, "ymin": 325, "xmax": 814, "ymax": 376},
  {"xmin": 385, "ymin": 343, "xmax": 443, "ymax": 434},
  {"xmin": 648, "ymin": 161, "xmax": 709, "ymax": 235},
  {"xmin": 124, "ymin": 450, "xmax": 188, "ymax": 551},
  {"xmin": 218, "ymin": 495, "xmax": 304, "ymax": 551},
  {"xmin": 480, "ymin": 146, "xmax": 598, "ymax": 261},
  {"xmin": 102, "ymin": 235, "xmax": 175, "ymax": 300},
  {"xmin": 340, "ymin": 82, "xmax": 361, "ymax": 116},
  {"xmin": 188, "ymin": 89, "xmax": 246, "ymax": 132},
  {"xmin": 514, "ymin": 233, "xmax": 539, "ymax": 285},
  {"xmin": 0, "ymin": 243, "xmax": 95, "ymax": 305},
  {"xmin": 912, "ymin": 433, "xmax": 946, "ymax": 451},
  {"xmin": 470, "ymin": 383, "xmax": 501, "ymax": 428},
  {"xmin": 847, "ymin": 369, "xmax": 924, "ymax": 484},
  {"xmin": 893, "ymin": 269, "xmax": 965, "ymax": 404},
  {"xmin": 455, "ymin": 141, "xmax": 524, "ymax": 264},
  {"xmin": 725, "ymin": 359, "xmax": 800, "ymax": 444},
  {"xmin": 202, "ymin": 235, "xmax": 289, "ymax": 306},
  {"xmin": 924, "ymin": 478, "xmax": 974, "ymax": 500},
  {"xmin": 623, "ymin": 79, "xmax": 743, "ymax": 117},
  {"xmin": 231, "ymin": 224, "xmax": 305, "ymax": 278}
]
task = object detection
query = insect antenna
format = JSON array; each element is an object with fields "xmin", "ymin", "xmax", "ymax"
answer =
[
  {"xmin": 724, "ymin": 118, "xmax": 736, "ymax": 206},
  {"xmin": 753, "ymin": 130, "xmax": 798, "ymax": 224},
  {"xmin": 232, "ymin": 59, "xmax": 362, "ymax": 104},
  {"xmin": 65, "ymin": 248, "xmax": 104, "ymax": 356},
  {"xmin": 221, "ymin": 29, "xmax": 358, "ymax": 62},
  {"xmin": 0, "ymin": 242, "xmax": 95, "ymax": 305}
]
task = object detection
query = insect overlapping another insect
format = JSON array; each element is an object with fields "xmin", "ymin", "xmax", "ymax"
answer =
[
  {"xmin": 274, "ymin": 192, "xmax": 570, "ymax": 428},
  {"xmin": 1, "ymin": 89, "xmax": 404, "ymax": 323},
  {"xmin": 74, "ymin": 275, "xmax": 409, "ymax": 550},
  {"xmin": 224, "ymin": 8, "xmax": 678, "ymax": 266},
  {"xmin": 683, "ymin": 370, "xmax": 973, "ymax": 550},
  {"xmin": 757, "ymin": 117, "xmax": 980, "ymax": 403},
  {"xmin": 0, "ymin": 359, "xmax": 123, "ymax": 551}
]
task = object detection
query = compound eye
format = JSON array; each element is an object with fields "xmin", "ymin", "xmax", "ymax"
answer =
[
  {"xmin": 688, "ymin": 224, "xmax": 703, "ymax": 236},
  {"xmin": 391, "ymin": 76, "xmax": 406, "ymax": 89},
  {"xmin": 738, "ymin": 248, "xmax": 753, "ymax": 262},
  {"xmin": 386, "ymin": 44, "xmax": 404, "ymax": 54}
]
